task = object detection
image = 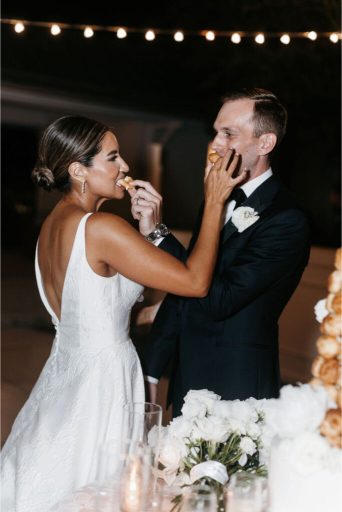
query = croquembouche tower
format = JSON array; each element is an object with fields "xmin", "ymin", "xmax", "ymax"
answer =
[{"xmin": 310, "ymin": 247, "xmax": 342, "ymax": 448}]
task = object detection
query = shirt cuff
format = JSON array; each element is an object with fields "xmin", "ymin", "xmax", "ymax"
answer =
[
  {"xmin": 153, "ymin": 237, "xmax": 165, "ymax": 247},
  {"xmin": 144, "ymin": 375, "xmax": 159, "ymax": 385}
]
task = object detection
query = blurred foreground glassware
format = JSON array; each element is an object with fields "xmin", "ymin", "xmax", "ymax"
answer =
[
  {"xmin": 120, "ymin": 447, "xmax": 162, "ymax": 512},
  {"xmin": 227, "ymin": 473, "xmax": 263, "ymax": 512},
  {"xmin": 182, "ymin": 485, "xmax": 218, "ymax": 512},
  {"xmin": 95, "ymin": 438, "xmax": 133, "ymax": 512},
  {"xmin": 123, "ymin": 403, "xmax": 162, "ymax": 482}
]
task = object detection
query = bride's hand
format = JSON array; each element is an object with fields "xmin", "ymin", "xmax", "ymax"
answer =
[
  {"xmin": 128, "ymin": 181, "xmax": 163, "ymax": 236},
  {"xmin": 204, "ymin": 148, "xmax": 247, "ymax": 205}
]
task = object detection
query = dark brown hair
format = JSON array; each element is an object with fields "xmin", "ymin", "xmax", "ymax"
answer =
[
  {"xmin": 31, "ymin": 115, "xmax": 110, "ymax": 192},
  {"xmin": 221, "ymin": 88, "xmax": 287, "ymax": 150}
]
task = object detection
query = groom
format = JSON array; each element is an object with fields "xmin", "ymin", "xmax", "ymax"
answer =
[{"xmin": 131, "ymin": 88, "xmax": 311, "ymax": 418}]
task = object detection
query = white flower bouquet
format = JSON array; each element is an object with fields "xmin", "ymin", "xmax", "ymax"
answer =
[{"xmin": 148, "ymin": 390, "xmax": 268, "ymax": 511}]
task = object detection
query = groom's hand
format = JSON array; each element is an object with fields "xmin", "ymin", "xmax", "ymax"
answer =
[{"xmin": 128, "ymin": 181, "xmax": 163, "ymax": 236}]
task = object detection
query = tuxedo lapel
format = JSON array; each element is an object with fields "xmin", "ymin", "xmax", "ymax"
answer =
[{"xmin": 221, "ymin": 175, "xmax": 281, "ymax": 245}]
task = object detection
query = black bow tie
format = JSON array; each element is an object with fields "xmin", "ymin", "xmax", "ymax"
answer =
[{"xmin": 229, "ymin": 188, "xmax": 247, "ymax": 210}]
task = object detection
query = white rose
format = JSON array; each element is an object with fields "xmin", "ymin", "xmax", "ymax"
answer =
[
  {"xmin": 258, "ymin": 422, "xmax": 276, "ymax": 452},
  {"xmin": 184, "ymin": 390, "xmax": 221, "ymax": 413},
  {"xmin": 238, "ymin": 453, "xmax": 248, "ymax": 467},
  {"xmin": 239, "ymin": 436, "xmax": 257, "ymax": 456},
  {"xmin": 192, "ymin": 416, "xmax": 230, "ymax": 443},
  {"xmin": 163, "ymin": 469, "xmax": 178, "ymax": 486},
  {"xmin": 159, "ymin": 436, "xmax": 189, "ymax": 473},
  {"xmin": 230, "ymin": 400, "xmax": 259, "ymax": 423},
  {"xmin": 173, "ymin": 472, "xmax": 192, "ymax": 486},
  {"xmin": 290, "ymin": 432, "xmax": 331, "ymax": 476},
  {"xmin": 245, "ymin": 397, "xmax": 269, "ymax": 416},
  {"xmin": 168, "ymin": 416, "xmax": 195, "ymax": 439},
  {"xmin": 246, "ymin": 422, "xmax": 262, "ymax": 440},
  {"xmin": 148, "ymin": 425, "xmax": 167, "ymax": 449},
  {"xmin": 263, "ymin": 384, "xmax": 329, "ymax": 438},
  {"xmin": 314, "ymin": 299, "xmax": 329, "ymax": 323},
  {"xmin": 228, "ymin": 417, "xmax": 247, "ymax": 436},
  {"xmin": 231, "ymin": 207, "xmax": 259, "ymax": 233},
  {"xmin": 182, "ymin": 399, "xmax": 207, "ymax": 420}
]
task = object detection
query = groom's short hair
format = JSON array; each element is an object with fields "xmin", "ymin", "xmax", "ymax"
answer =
[{"xmin": 221, "ymin": 88, "xmax": 287, "ymax": 149}]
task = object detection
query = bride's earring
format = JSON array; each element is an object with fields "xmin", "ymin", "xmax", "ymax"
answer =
[{"xmin": 82, "ymin": 181, "xmax": 86, "ymax": 193}]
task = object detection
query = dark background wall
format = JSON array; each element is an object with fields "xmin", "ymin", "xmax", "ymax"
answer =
[{"xmin": 1, "ymin": 0, "xmax": 341, "ymax": 249}]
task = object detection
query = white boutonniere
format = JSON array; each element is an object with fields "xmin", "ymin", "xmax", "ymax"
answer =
[{"xmin": 231, "ymin": 207, "xmax": 260, "ymax": 233}]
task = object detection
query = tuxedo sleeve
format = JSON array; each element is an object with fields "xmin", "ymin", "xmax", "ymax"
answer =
[
  {"xmin": 141, "ymin": 203, "xmax": 205, "ymax": 379},
  {"xmin": 193, "ymin": 209, "xmax": 310, "ymax": 321},
  {"xmin": 141, "ymin": 234, "xmax": 186, "ymax": 380}
]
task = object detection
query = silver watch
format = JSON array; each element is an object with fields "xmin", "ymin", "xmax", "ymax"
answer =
[{"xmin": 145, "ymin": 223, "xmax": 170, "ymax": 242}]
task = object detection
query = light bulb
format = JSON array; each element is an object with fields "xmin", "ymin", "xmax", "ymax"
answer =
[
  {"xmin": 117, "ymin": 28, "xmax": 127, "ymax": 39},
  {"xmin": 307, "ymin": 31, "xmax": 317, "ymax": 40},
  {"xmin": 280, "ymin": 34, "xmax": 290, "ymax": 44},
  {"xmin": 51, "ymin": 24, "xmax": 61, "ymax": 36},
  {"xmin": 205, "ymin": 31, "xmax": 215, "ymax": 41},
  {"xmin": 84, "ymin": 27, "xmax": 94, "ymax": 38},
  {"xmin": 174, "ymin": 31, "xmax": 184, "ymax": 42},
  {"xmin": 14, "ymin": 22, "xmax": 25, "ymax": 33},
  {"xmin": 145, "ymin": 30, "xmax": 155, "ymax": 41},
  {"xmin": 329, "ymin": 33, "xmax": 339, "ymax": 43},
  {"xmin": 231, "ymin": 33, "xmax": 241, "ymax": 44},
  {"xmin": 255, "ymin": 33, "xmax": 265, "ymax": 44}
]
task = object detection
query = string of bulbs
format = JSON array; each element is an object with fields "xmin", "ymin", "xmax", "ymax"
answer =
[{"xmin": 2, "ymin": 19, "xmax": 341, "ymax": 44}]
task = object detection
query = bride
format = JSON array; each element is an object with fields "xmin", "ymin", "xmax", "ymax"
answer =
[{"xmin": 1, "ymin": 115, "xmax": 244, "ymax": 512}]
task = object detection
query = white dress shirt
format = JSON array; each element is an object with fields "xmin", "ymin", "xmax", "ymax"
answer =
[{"xmin": 145, "ymin": 168, "xmax": 273, "ymax": 385}]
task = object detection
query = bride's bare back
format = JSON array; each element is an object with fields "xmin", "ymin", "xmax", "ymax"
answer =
[{"xmin": 34, "ymin": 115, "xmax": 245, "ymax": 322}]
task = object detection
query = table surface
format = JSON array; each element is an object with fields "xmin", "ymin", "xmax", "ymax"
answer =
[{"xmin": 49, "ymin": 479, "xmax": 181, "ymax": 512}]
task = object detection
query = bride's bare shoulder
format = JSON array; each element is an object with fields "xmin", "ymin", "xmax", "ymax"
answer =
[{"xmin": 86, "ymin": 212, "xmax": 136, "ymax": 241}]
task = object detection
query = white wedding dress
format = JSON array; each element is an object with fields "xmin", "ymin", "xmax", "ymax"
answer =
[{"xmin": 1, "ymin": 212, "xmax": 145, "ymax": 512}]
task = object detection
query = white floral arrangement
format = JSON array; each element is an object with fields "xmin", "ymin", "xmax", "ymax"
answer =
[
  {"xmin": 148, "ymin": 384, "xmax": 340, "ymax": 510},
  {"xmin": 262, "ymin": 383, "xmax": 340, "ymax": 477},
  {"xmin": 148, "ymin": 390, "xmax": 268, "ymax": 510}
]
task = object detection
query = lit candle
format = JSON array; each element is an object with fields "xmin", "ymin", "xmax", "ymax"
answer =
[{"xmin": 121, "ymin": 463, "xmax": 142, "ymax": 512}]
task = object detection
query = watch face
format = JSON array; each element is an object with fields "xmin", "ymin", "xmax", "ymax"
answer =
[{"xmin": 158, "ymin": 224, "xmax": 169, "ymax": 236}]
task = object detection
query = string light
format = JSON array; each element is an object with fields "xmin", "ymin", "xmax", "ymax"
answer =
[
  {"xmin": 4, "ymin": 19, "xmax": 339, "ymax": 44},
  {"xmin": 231, "ymin": 33, "xmax": 241, "ymax": 44},
  {"xmin": 307, "ymin": 31, "xmax": 317, "ymax": 40},
  {"xmin": 145, "ymin": 30, "xmax": 155, "ymax": 41},
  {"xmin": 14, "ymin": 22, "xmax": 25, "ymax": 33},
  {"xmin": 174, "ymin": 31, "xmax": 184, "ymax": 42},
  {"xmin": 280, "ymin": 34, "xmax": 290, "ymax": 44},
  {"xmin": 117, "ymin": 28, "xmax": 127, "ymax": 39},
  {"xmin": 51, "ymin": 24, "xmax": 61, "ymax": 36},
  {"xmin": 255, "ymin": 33, "xmax": 265, "ymax": 44},
  {"xmin": 84, "ymin": 27, "xmax": 94, "ymax": 38}
]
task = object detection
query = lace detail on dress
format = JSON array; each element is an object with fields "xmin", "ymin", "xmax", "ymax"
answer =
[{"xmin": 1, "ymin": 213, "xmax": 145, "ymax": 512}]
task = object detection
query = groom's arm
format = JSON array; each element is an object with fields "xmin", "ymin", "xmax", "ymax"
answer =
[
  {"xmin": 141, "ymin": 202, "xmax": 205, "ymax": 381},
  {"xmin": 193, "ymin": 208, "xmax": 310, "ymax": 321}
]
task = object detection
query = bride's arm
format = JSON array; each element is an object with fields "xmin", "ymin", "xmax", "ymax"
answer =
[{"xmin": 89, "ymin": 150, "xmax": 246, "ymax": 297}]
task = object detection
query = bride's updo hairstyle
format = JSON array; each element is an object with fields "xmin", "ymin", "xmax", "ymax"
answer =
[{"xmin": 31, "ymin": 115, "xmax": 109, "ymax": 192}]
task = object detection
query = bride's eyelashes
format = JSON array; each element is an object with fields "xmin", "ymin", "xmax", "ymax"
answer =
[{"xmin": 109, "ymin": 155, "xmax": 118, "ymax": 162}]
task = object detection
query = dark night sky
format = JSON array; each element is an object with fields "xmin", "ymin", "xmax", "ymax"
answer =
[
  {"xmin": 1, "ymin": 0, "xmax": 341, "ymax": 247},
  {"xmin": 2, "ymin": 0, "xmax": 341, "ymax": 120}
]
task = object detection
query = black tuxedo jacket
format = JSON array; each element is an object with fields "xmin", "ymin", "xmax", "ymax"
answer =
[{"xmin": 141, "ymin": 175, "xmax": 311, "ymax": 418}]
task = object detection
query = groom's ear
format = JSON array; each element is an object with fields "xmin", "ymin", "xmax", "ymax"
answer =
[{"xmin": 259, "ymin": 133, "xmax": 277, "ymax": 156}]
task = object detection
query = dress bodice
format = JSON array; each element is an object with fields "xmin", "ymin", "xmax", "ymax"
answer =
[{"xmin": 35, "ymin": 212, "xmax": 144, "ymax": 349}]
